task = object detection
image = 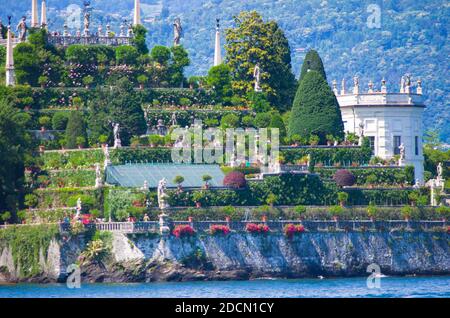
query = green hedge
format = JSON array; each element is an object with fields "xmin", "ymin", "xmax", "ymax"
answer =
[
  {"xmin": 47, "ymin": 170, "xmax": 96, "ymax": 188},
  {"xmin": 281, "ymin": 146, "xmax": 372, "ymax": 166},
  {"xmin": 34, "ymin": 188, "xmax": 103, "ymax": 210},
  {"xmin": 40, "ymin": 149, "xmax": 104, "ymax": 170},
  {"xmin": 144, "ymin": 109, "xmax": 250, "ymax": 127},
  {"xmin": 0, "ymin": 86, "xmax": 216, "ymax": 110},
  {"xmin": 315, "ymin": 166, "xmax": 415, "ymax": 186},
  {"xmin": 343, "ymin": 188, "xmax": 430, "ymax": 206}
]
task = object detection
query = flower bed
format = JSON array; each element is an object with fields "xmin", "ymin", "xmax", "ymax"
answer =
[
  {"xmin": 173, "ymin": 225, "xmax": 196, "ymax": 238},
  {"xmin": 246, "ymin": 223, "xmax": 270, "ymax": 234},
  {"xmin": 210, "ymin": 224, "xmax": 231, "ymax": 235},
  {"xmin": 284, "ymin": 224, "xmax": 306, "ymax": 239}
]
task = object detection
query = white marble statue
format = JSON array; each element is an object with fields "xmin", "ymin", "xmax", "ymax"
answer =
[
  {"xmin": 103, "ymin": 144, "xmax": 111, "ymax": 168},
  {"xmin": 437, "ymin": 162, "xmax": 443, "ymax": 179},
  {"xmin": 358, "ymin": 122, "xmax": 365, "ymax": 146},
  {"xmin": 171, "ymin": 112, "xmax": 177, "ymax": 126},
  {"xmin": 253, "ymin": 64, "xmax": 262, "ymax": 92},
  {"xmin": 113, "ymin": 123, "xmax": 122, "ymax": 148},
  {"xmin": 95, "ymin": 163, "xmax": 103, "ymax": 188},
  {"xmin": 16, "ymin": 17, "xmax": 28, "ymax": 42},
  {"xmin": 75, "ymin": 197, "xmax": 82, "ymax": 219},
  {"xmin": 157, "ymin": 178, "xmax": 169, "ymax": 210},
  {"xmin": 399, "ymin": 143, "xmax": 405, "ymax": 161}
]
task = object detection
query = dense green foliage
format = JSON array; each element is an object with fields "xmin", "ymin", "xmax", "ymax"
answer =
[
  {"xmin": 0, "ymin": 99, "xmax": 30, "ymax": 219},
  {"xmin": 316, "ymin": 166, "xmax": 415, "ymax": 186},
  {"xmin": 281, "ymin": 146, "xmax": 372, "ymax": 166},
  {"xmin": 65, "ymin": 111, "xmax": 87, "ymax": 149},
  {"xmin": 225, "ymin": 11, "xmax": 297, "ymax": 111},
  {"xmin": 0, "ymin": 224, "xmax": 59, "ymax": 278},
  {"xmin": 289, "ymin": 70, "xmax": 344, "ymax": 143},
  {"xmin": 299, "ymin": 50, "xmax": 327, "ymax": 82}
]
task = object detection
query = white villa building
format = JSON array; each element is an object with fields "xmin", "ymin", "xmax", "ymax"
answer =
[{"xmin": 335, "ymin": 77, "xmax": 425, "ymax": 183}]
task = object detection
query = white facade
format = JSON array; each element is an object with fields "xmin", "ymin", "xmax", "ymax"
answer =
[{"xmin": 336, "ymin": 84, "xmax": 425, "ymax": 183}]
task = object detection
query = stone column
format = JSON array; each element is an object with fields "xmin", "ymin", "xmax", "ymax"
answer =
[
  {"xmin": 40, "ymin": 0, "xmax": 47, "ymax": 28},
  {"xmin": 133, "ymin": 0, "xmax": 141, "ymax": 26},
  {"xmin": 31, "ymin": 0, "xmax": 39, "ymax": 28},
  {"xmin": 214, "ymin": 19, "xmax": 222, "ymax": 66},
  {"xmin": 5, "ymin": 26, "xmax": 15, "ymax": 87},
  {"xmin": 159, "ymin": 213, "xmax": 171, "ymax": 236}
]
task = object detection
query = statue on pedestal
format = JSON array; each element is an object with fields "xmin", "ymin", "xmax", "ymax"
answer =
[
  {"xmin": 112, "ymin": 123, "xmax": 122, "ymax": 148},
  {"xmin": 437, "ymin": 162, "xmax": 443, "ymax": 179},
  {"xmin": 16, "ymin": 17, "xmax": 28, "ymax": 42},
  {"xmin": 171, "ymin": 112, "xmax": 177, "ymax": 126},
  {"xmin": 173, "ymin": 18, "xmax": 182, "ymax": 46},
  {"xmin": 95, "ymin": 163, "xmax": 103, "ymax": 188},
  {"xmin": 75, "ymin": 197, "xmax": 82, "ymax": 219},
  {"xmin": 398, "ymin": 143, "xmax": 406, "ymax": 166},
  {"xmin": 103, "ymin": 144, "xmax": 111, "ymax": 168},
  {"xmin": 358, "ymin": 122, "xmax": 365, "ymax": 146},
  {"xmin": 157, "ymin": 178, "xmax": 169, "ymax": 210},
  {"xmin": 253, "ymin": 64, "xmax": 262, "ymax": 92}
]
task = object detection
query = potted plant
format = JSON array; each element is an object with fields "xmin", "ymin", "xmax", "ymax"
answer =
[
  {"xmin": 367, "ymin": 203, "xmax": 378, "ymax": 221},
  {"xmin": 401, "ymin": 206, "xmax": 413, "ymax": 222},
  {"xmin": 76, "ymin": 136, "xmax": 86, "ymax": 149},
  {"xmin": 82, "ymin": 75, "xmax": 94, "ymax": 89},
  {"xmin": 294, "ymin": 205, "xmax": 307, "ymax": 220},
  {"xmin": 309, "ymin": 135, "xmax": 320, "ymax": 146},
  {"xmin": 329, "ymin": 205, "xmax": 344, "ymax": 221},
  {"xmin": 337, "ymin": 192, "xmax": 349, "ymax": 207},
  {"xmin": 137, "ymin": 75, "xmax": 148, "ymax": 90},
  {"xmin": 266, "ymin": 193, "xmax": 278, "ymax": 207},
  {"xmin": 98, "ymin": 135, "xmax": 108, "ymax": 148},
  {"xmin": 174, "ymin": 175, "xmax": 185, "ymax": 193},
  {"xmin": 38, "ymin": 116, "xmax": 51, "ymax": 132},
  {"xmin": 38, "ymin": 75, "xmax": 48, "ymax": 88},
  {"xmin": 202, "ymin": 174, "xmax": 212, "ymax": 189},
  {"xmin": 326, "ymin": 134, "xmax": 334, "ymax": 146}
]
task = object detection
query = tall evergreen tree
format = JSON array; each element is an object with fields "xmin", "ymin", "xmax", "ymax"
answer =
[
  {"xmin": 65, "ymin": 111, "xmax": 87, "ymax": 149},
  {"xmin": 225, "ymin": 11, "xmax": 296, "ymax": 112},
  {"xmin": 289, "ymin": 71, "xmax": 344, "ymax": 143},
  {"xmin": 299, "ymin": 50, "xmax": 327, "ymax": 83},
  {"xmin": 0, "ymin": 99, "xmax": 29, "ymax": 219}
]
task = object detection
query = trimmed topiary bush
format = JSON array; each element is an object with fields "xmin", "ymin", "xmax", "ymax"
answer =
[{"xmin": 333, "ymin": 169, "xmax": 356, "ymax": 187}]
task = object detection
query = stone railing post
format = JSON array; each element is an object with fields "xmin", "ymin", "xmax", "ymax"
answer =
[{"xmin": 159, "ymin": 213, "xmax": 171, "ymax": 236}]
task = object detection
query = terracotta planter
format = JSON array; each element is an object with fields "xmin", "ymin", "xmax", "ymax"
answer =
[
  {"xmin": 262, "ymin": 215, "xmax": 267, "ymax": 222},
  {"xmin": 195, "ymin": 202, "xmax": 201, "ymax": 208},
  {"xmin": 39, "ymin": 145, "xmax": 45, "ymax": 153},
  {"xmin": 188, "ymin": 216, "xmax": 193, "ymax": 222}
]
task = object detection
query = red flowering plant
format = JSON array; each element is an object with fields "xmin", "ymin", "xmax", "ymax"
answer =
[
  {"xmin": 210, "ymin": 224, "xmax": 231, "ymax": 236},
  {"xmin": 284, "ymin": 224, "xmax": 306, "ymax": 239},
  {"xmin": 172, "ymin": 225, "xmax": 196, "ymax": 238},
  {"xmin": 246, "ymin": 223, "xmax": 270, "ymax": 234}
]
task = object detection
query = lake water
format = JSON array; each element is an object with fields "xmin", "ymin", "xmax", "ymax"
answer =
[{"xmin": 0, "ymin": 276, "xmax": 449, "ymax": 298}]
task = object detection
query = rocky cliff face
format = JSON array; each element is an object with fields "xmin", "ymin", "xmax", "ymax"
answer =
[{"xmin": 0, "ymin": 231, "xmax": 449, "ymax": 283}]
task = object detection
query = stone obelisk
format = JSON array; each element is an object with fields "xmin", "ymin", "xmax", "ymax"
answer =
[
  {"xmin": 133, "ymin": 0, "xmax": 141, "ymax": 26},
  {"xmin": 31, "ymin": 0, "xmax": 39, "ymax": 28},
  {"xmin": 213, "ymin": 19, "xmax": 222, "ymax": 66},
  {"xmin": 41, "ymin": 0, "xmax": 47, "ymax": 28},
  {"xmin": 5, "ymin": 25, "xmax": 16, "ymax": 87}
]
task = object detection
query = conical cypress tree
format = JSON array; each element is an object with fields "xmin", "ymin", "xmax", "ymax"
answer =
[
  {"xmin": 65, "ymin": 111, "xmax": 87, "ymax": 149},
  {"xmin": 299, "ymin": 50, "xmax": 327, "ymax": 82},
  {"xmin": 288, "ymin": 70, "xmax": 344, "ymax": 143}
]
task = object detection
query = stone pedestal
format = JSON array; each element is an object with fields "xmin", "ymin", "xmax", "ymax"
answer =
[{"xmin": 159, "ymin": 213, "xmax": 171, "ymax": 236}]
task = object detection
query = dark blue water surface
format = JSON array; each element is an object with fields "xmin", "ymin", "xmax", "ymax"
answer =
[{"xmin": 0, "ymin": 276, "xmax": 449, "ymax": 298}]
